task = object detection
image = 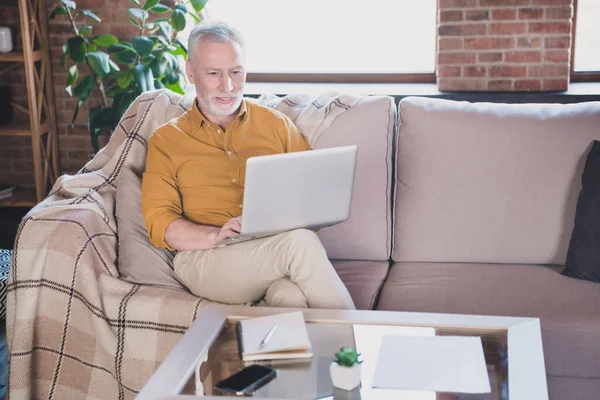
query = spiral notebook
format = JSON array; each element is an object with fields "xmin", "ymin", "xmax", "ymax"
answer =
[{"xmin": 236, "ymin": 311, "xmax": 313, "ymax": 362}]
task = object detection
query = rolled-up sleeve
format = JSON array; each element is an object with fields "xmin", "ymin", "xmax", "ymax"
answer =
[{"xmin": 142, "ymin": 131, "xmax": 182, "ymax": 250}]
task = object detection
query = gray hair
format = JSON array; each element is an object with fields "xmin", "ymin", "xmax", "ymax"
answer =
[{"xmin": 187, "ymin": 20, "xmax": 245, "ymax": 60}]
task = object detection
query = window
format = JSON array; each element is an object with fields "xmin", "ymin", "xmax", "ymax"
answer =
[
  {"xmin": 572, "ymin": 0, "xmax": 600, "ymax": 76},
  {"xmin": 198, "ymin": 0, "xmax": 437, "ymax": 82}
]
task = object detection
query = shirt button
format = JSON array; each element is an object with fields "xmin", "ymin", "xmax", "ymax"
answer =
[
  {"xmin": 239, "ymin": 204, "xmax": 243, "ymax": 208},
  {"xmin": 217, "ymin": 129, "xmax": 222, "ymax": 134},
  {"xmin": 232, "ymin": 179, "xmax": 236, "ymax": 183},
  {"xmin": 227, "ymin": 151, "xmax": 232, "ymax": 155}
]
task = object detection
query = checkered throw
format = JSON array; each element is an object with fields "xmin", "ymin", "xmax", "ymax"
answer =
[{"xmin": 6, "ymin": 89, "xmax": 363, "ymax": 399}]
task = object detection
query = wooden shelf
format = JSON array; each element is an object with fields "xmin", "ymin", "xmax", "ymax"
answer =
[
  {"xmin": 0, "ymin": 187, "xmax": 37, "ymax": 207},
  {"xmin": 0, "ymin": 120, "xmax": 48, "ymax": 136},
  {"xmin": 0, "ymin": 50, "xmax": 43, "ymax": 63}
]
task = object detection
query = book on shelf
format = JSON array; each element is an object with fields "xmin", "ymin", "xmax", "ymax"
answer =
[
  {"xmin": 0, "ymin": 184, "xmax": 16, "ymax": 200},
  {"xmin": 236, "ymin": 311, "xmax": 313, "ymax": 362}
]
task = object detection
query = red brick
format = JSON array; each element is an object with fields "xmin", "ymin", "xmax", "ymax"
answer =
[
  {"xmin": 505, "ymin": 50, "xmax": 542, "ymax": 62},
  {"xmin": 479, "ymin": 52, "xmax": 504, "ymax": 62},
  {"xmin": 529, "ymin": 22, "xmax": 571, "ymax": 34},
  {"xmin": 488, "ymin": 80, "xmax": 513, "ymax": 91},
  {"xmin": 438, "ymin": 52, "xmax": 477, "ymax": 64},
  {"xmin": 438, "ymin": 23, "xmax": 487, "ymax": 36},
  {"xmin": 438, "ymin": 78, "xmax": 488, "ymax": 91},
  {"xmin": 544, "ymin": 50, "xmax": 570, "ymax": 63},
  {"xmin": 489, "ymin": 22, "xmax": 528, "ymax": 34},
  {"xmin": 480, "ymin": 0, "xmax": 531, "ymax": 6},
  {"xmin": 440, "ymin": 10, "xmax": 463, "ymax": 21},
  {"xmin": 491, "ymin": 9, "xmax": 517, "ymax": 20},
  {"xmin": 532, "ymin": 0, "xmax": 570, "ymax": 5},
  {"xmin": 464, "ymin": 37, "xmax": 515, "ymax": 49},
  {"xmin": 528, "ymin": 64, "xmax": 569, "ymax": 77},
  {"xmin": 514, "ymin": 79, "xmax": 542, "ymax": 90},
  {"xmin": 518, "ymin": 8, "xmax": 544, "ymax": 19},
  {"xmin": 517, "ymin": 36, "xmax": 542, "ymax": 48},
  {"xmin": 439, "ymin": 0, "xmax": 478, "ymax": 8},
  {"xmin": 490, "ymin": 65, "xmax": 528, "ymax": 77},
  {"xmin": 438, "ymin": 66, "xmax": 462, "ymax": 77},
  {"xmin": 439, "ymin": 38, "xmax": 464, "ymax": 51},
  {"xmin": 465, "ymin": 10, "xmax": 490, "ymax": 21},
  {"xmin": 544, "ymin": 6, "xmax": 572, "ymax": 19},
  {"xmin": 542, "ymin": 79, "xmax": 568, "ymax": 91},
  {"xmin": 464, "ymin": 66, "xmax": 487, "ymax": 77},
  {"xmin": 545, "ymin": 36, "xmax": 571, "ymax": 48}
]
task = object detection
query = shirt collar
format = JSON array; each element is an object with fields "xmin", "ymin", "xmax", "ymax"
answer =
[{"xmin": 190, "ymin": 98, "xmax": 248, "ymax": 128}]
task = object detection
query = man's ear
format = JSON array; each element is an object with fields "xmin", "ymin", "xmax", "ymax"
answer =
[{"xmin": 185, "ymin": 59, "xmax": 195, "ymax": 84}]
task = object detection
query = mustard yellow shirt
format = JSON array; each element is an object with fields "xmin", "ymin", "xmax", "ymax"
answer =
[{"xmin": 142, "ymin": 99, "xmax": 310, "ymax": 249}]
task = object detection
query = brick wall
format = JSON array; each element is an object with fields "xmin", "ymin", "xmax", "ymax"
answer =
[
  {"xmin": 0, "ymin": 0, "xmax": 581, "ymax": 187},
  {"xmin": 438, "ymin": 0, "xmax": 574, "ymax": 91}
]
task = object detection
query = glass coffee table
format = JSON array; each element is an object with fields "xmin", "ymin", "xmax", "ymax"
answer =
[{"xmin": 137, "ymin": 304, "xmax": 548, "ymax": 400}]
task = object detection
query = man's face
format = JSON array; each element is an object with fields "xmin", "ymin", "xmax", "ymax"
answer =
[{"xmin": 186, "ymin": 39, "xmax": 246, "ymax": 122}]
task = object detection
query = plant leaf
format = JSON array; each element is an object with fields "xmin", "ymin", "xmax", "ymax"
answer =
[
  {"xmin": 127, "ymin": 17, "xmax": 142, "ymax": 27},
  {"xmin": 79, "ymin": 9, "xmax": 101, "ymax": 23},
  {"xmin": 109, "ymin": 59, "xmax": 120, "ymax": 72},
  {"xmin": 174, "ymin": 4, "xmax": 187, "ymax": 13},
  {"xmin": 150, "ymin": 4, "xmax": 170, "ymax": 13},
  {"xmin": 60, "ymin": 52, "xmax": 67, "ymax": 69},
  {"xmin": 71, "ymin": 100, "xmax": 83, "ymax": 126},
  {"xmin": 92, "ymin": 34, "xmax": 119, "ymax": 47},
  {"xmin": 66, "ymin": 64, "xmax": 79, "ymax": 88},
  {"xmin": 132, "ymin": 36, "xmax": 154, "ymax": 58},
  {"xmin": 134, "ymin": 63, "xmax": 154, "ymax": 93},
  {"xmin": 67, "ymin": 36, "xmax": 86, "ymax": 63},
  {"xmin": 190, "ymin": 0, "xmax": 208, "ymax": 13},
  {"xmin": 143, "ymin": 0, "xmax": 159, "ymax": 11},
  {"xmin": 108, "ymin": 43, "xmax": 133, "ymax": 53},
  {"xmin": 49, "ymin": 5, "xmax": 68, "ymax": 19},
  {"xmin": 150, "ymin": 56, "xmax": 168, "ymax": 78},
  {"xmin": 130, "ymin": 0, "xmax": 141, "ymax": 6},
  {"xmin": 170, "ymin": 9, "xmax": 186, "ymax": 32},
  {"xmin": 88, "ymin": 51, "xmax": 111, "ymax": 78},
  {"xmin": 187, "ymin": 10, "xmax": 201, "ymax": 23},
  {"xmin": 61, "ymin": 0, "xmax": 76, "ymax": 9},
  {"xmin": 164, "ymin": 80, "xmax": 184, "ymax": 95},
  {"xmin": 78, "ymin": 25, "xmax": 93, "ymax": 37},
  {"xmin": 128, "ymin": 8, "xmax": 148, "ymax": 21},
  {"xmin": 158, "ymin": 21, "xmax": 172, "ymax": 38},
  {"xmin": 113, "ymin": 48, "xmax": 138, "ymax": 64},
  {"xmin": 73, "ymin": 74, "xmax": 95, "ymax": 102},
  {"xmin": 117, "ymin": 70, "xmax": 135, "ymax": 88}
]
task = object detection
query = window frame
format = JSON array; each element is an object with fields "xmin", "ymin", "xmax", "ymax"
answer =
[{"xmin": 570, "ymin": 0, "xmax": 600, "ymax": 82}]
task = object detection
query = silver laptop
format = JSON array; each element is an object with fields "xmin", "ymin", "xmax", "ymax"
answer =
[{"xmin": 217, "ymin": 145, "xmax": 358, "ymax": 246}]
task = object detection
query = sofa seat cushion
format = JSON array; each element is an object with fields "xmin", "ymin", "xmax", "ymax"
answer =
[
  {"xmin": 377, "ymin": 262, "xmax": 600, "ymax": 379},
  {"xmin": 332, "ymin": 261, "xmax": 389, "ymax": 310}
]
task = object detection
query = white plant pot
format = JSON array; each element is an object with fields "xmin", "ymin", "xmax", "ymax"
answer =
[{"xmin": 329, "ymin": 362, "xmax": 362, "ymax": 391}]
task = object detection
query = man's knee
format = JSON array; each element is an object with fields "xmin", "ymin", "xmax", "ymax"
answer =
[{"xmin": 281, "ymin": 228, "xmax": 321, "ymax": 248}]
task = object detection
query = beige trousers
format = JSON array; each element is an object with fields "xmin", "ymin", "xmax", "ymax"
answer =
[{"xmin": 173, "ymin": 229, "xmax": 355, "ymax": 310}]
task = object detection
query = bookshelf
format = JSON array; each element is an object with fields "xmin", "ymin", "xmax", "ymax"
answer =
[{"xmin": 0, "ymin": 0, "xmax": 59, "ymax": 208}]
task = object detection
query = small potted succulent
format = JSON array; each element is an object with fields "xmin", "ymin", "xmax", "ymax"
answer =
[{"xmin": 330, "ymin": 347, "xmax": 363, "ymax": 391}]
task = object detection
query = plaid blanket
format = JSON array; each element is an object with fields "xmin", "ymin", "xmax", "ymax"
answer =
[{"xmin": 6, "ymin": 88, "xmax": 362, "ymax": 399}]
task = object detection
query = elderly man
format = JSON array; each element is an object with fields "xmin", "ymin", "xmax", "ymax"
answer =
[{"xmin": 142, "ymin": 20, "xmax": 355, "ymax": 310}]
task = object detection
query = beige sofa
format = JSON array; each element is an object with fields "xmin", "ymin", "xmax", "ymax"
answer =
[{"xmin": 7, "ymin": 89, "xmax": 600, "ymax": 400}]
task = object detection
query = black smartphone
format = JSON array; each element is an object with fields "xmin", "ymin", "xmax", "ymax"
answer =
[{"xmin": 214, "ymin": 364, "xmax": 277, "ymax": 396}]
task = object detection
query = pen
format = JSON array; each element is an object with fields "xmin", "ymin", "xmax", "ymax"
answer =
[{"xmin": 260, "ymin": 325, "xmax": 278, "ymax": 348}]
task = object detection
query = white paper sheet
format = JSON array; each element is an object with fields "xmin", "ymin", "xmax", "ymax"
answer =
[
  {"xmin": 372, "ymin": 335, "xmax": 491, "ymax": 394},
  {"xmin": 353, "ymin": 325, "xmax": 436, "ymax": 400}
]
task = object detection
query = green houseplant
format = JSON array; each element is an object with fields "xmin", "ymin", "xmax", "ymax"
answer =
[
  {"xmin": 330, "ymin": 347, "xmax": 363, "ymax": 391},
  {"xmin": 50, "ymin": 0, "xmax": 208, "ymax": 152}
]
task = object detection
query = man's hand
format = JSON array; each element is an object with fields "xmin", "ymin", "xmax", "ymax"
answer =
[{"xmin": 214, "ymin": 217, "xmax": 242, "ymax": 247}]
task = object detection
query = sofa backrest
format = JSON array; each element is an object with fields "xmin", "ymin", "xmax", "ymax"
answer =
[
  {"xmin": 316, "ymin": 95, "xmax": 395, "ymax": 261},
  {"xmin": 392, "ymin": 97, "xmax": 600, "ymax": 265}
]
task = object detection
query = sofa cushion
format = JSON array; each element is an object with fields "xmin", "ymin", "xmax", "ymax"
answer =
[
  {"xmin": 393, "ymin": 97, "xmax": 600, "ymax": 264},
  {"xmin": 116, "ymin": 167, "xmax": 184, "ymax": 288},
  {"xmin": 332, "ymin": 260, "xmax": 389, "ymax": 310},
  {"xmin": 562, "ymin": 140, "xmax": 600, "ymax": 283},
  {"xmin": 377, "ymin": 262, "xmax": 600, "ymax": 379},
  {"xmin": 315, "ymin": 96, "xmax": 395, "ymax": 261}
]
